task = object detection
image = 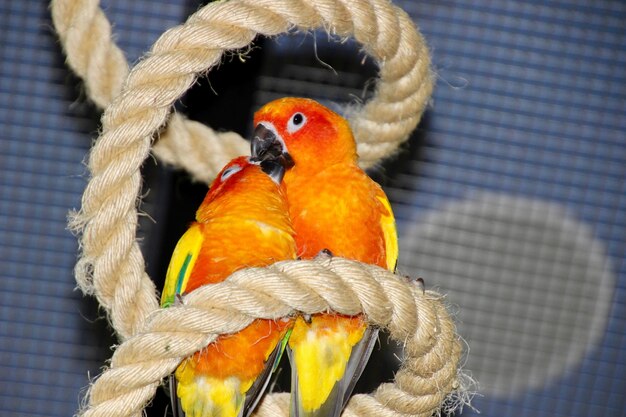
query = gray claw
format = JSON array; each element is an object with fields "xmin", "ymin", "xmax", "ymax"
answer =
[
  {"xmin": 174, "ymin": 294, "xmax": 184, "ymax": 306},
  {"xmin": 414, "ymin": 277, "xmax": 426, "ymax": 294},
  {"xmin": 404, "ymin": 275, "xmax": 425, "ymax": 294},
  {"xmin": 315, "ymin": 248, "xmax": 334, "ymax": 259}
]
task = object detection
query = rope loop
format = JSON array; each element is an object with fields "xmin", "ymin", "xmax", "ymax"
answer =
[
  {"xmin": 79, "ymin": 258, "xmax": 462, "ymax": 417},
  {"xmin": 49, "ymin": 0, "xmax": 466, "ymax": 416}
]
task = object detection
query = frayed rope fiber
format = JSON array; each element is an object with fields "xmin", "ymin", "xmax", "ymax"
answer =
[
  {"xmin": 51, "ymin": 0, "xmax": 467, "ymax": 415},
  {"xmin": 81, "ymin": 258, "xmax": 463, "ymax": 417}
]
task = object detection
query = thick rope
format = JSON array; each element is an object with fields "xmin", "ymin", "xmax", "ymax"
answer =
[
  {"xmin": 54, "ymin": 0, "xmax": 435, "ymax": 342},
  {"xmin": 51, "ymin": 0, "xmax": 433, "ymax": 181},
  {"xmin": 50, "ymin": 0, "xmax": 462, "ymax": 415},
  {"xmin": 79, "ymin": 258, "xmax": 462, "ymax": 417}
]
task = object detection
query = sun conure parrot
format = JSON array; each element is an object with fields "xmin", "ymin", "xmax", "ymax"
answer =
[
  {"xmin": 161, "ymin": 156, "xmax": 297, "ymax": 417},
  {"xmin": 250, "ymin": 97, "xmax": 398, "ymax": 417}
]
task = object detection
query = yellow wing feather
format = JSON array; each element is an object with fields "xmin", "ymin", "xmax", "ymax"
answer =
[
  {"xmin": 289, "ymin": 315, "xmax": 366, "ymax": 414},
  {"xmin": 376, "ymin": 193, "xmax": 398, "ymax": 272},
  {"xmin": 161, "ymin": 224, "xmax": 204, "ymax": 307}
]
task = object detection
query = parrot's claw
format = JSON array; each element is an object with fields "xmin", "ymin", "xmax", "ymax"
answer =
[
  {"xmin": 406, "ymin": 276, "xmax": 426, "ymax": 294},
  {"xmin": 416, "ymin": 277, "xmax": 425, "ymax": 294},
  {"xmin": 174, "ymin": 294, "xmax": 184, "ymax": 306},
  {"xmin": 303, "ymin": 314, "xmax": 312, "ymax": 324},
  {"xmin": 315, "ymin": 248, "xmax": 334, "ymax": 259}
]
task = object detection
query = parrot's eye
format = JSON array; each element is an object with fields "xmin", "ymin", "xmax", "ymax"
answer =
[
  {"xmin": 220, "ymin": 164, "xmax": 242, "ymax": 181},
  {"xmin": 287, "ymin": 112, "xmax": 307, "ymax": 134}
]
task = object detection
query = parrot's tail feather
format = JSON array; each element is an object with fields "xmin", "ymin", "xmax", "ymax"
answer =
[
  {"xmin": 288, "ymin": 325, "xmax": 377, "ymax": 417},
  {"xmin": 242, "ymin": 333, "xmax": 288, "ymax": 417},
  {"xmin": 289, "ymin": 371, "xmax": 343, "ymax": 417},
  {"xmin": 169, "ymin": 376, "xmax": 184, "ymax": 417},
  {"xmin": 341, "ymin": 326, "xmax": 379, "ymax": 409}
]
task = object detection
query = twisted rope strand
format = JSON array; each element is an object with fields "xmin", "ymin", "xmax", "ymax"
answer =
[
  {"xmin": 51, "ymin": 0, "xmax": 432, "ymax": 180},
  {"xmin": 78, "ymin": 259, "xmax": 461, "ymax": 417},
  {"xmin": 51, "ymin": 0, "xmax": 129, "ymax": 108}
]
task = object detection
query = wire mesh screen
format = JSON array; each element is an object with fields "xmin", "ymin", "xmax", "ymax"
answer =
[
  {"xmin": 389, "ymin": 2, "xmax": 626, "ymax": 415},
  {"xmin": 1, "ymin": 1, "xmax": 624, "ymax": 417},
  {"xmin": 0, "ymin": 1, "xmax": 190, "ymax": 416}
]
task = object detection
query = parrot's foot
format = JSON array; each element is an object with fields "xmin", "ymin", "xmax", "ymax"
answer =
[
  {"xmin": 174, "ymin": 294, "xmax": 184, "ymax": 306},
  {"xmin": 415, "ymin": 277, "xmax": 425, "ymax": 294},
  {"xmin": 404, "ymin": 275, "xmax": 426, "ymax": 294},
  {"xmin": 302, "ymin": 314, "xmax": 312, "ymax": 324},
  {"xmin": 315, "ymin": 248, "xmax": 334, "ymax": 259}
]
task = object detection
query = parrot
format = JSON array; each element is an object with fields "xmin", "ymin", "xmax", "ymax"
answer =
[
  {"xmin": 250, "ymin": 97, "xmax": 398, "ymax": 417},
  {"xmin": 161, "ymin": 156, "xmax": 297, "ymax": 417}
]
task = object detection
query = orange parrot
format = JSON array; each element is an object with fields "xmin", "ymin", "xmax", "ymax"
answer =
[
  {"xmin": 161, "ymin": 156, "xmax": 297, "ymax": 417},
  {"xmin": 250, "ymin": 98, "xmax": 398, "ymax": 417}
]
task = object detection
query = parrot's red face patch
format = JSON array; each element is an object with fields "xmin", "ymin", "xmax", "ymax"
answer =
[
  {"xmin": 196, "ymin": 155, "xmax": 289, "ymax": 223},
  {"xmin": 251, "ymin": 97, "xmax": 358, "ymax": 175},
  {"xmin": 203, "ymin": 157, "xmax": 263, "ymax": 206}
]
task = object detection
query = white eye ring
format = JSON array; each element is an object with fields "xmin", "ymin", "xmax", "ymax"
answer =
[
  {"xmin": 287, "ymin": 112, "xmax": 307, "ymax": 134},
  {"xmin": 220, "ymin": 164, "xmax": 242, "ymax": 181}
]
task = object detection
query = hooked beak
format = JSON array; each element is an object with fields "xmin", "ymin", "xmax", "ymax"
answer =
[
  {"xmin": 250, "ymin": 124, "xmax": 294, "ymax": 169},
  {"xmin": 259, "ymin": 159, "xmax": 285, "ymax": 184}
]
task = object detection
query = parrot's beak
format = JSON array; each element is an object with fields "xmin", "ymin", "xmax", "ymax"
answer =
[
  {"xmin": 250, "ymin": 124, "xmax": 295, "ymax": 169},
  {"xmin": 259, "ymin": 159, "xmax": 286, "ymax": 184}
]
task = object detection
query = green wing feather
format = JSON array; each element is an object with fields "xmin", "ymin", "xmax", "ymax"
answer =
[{"xmin": 161, "ymin": 224, "xmax": 204, "ymax": 308}]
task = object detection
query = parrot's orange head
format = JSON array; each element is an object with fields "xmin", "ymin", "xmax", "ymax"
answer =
[
  {"xmin": 251, "ymin": 98, "xmax": 357, "ymax": 175},
  {"xmin": 196, "ymin": 156, "xmax": 287, "ymax": 221}
]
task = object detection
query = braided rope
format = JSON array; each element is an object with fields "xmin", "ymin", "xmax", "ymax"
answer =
[
  {"xmin": 51, "ymin": 0, "xmax": 433, "ymax": 181},
  {"xmin": 80, "ymin": 258, "xmax": 461, "ymax": 417},
  {"xmin": 50, "ymin": 0, "xmax": 464, "ymax": 416}
]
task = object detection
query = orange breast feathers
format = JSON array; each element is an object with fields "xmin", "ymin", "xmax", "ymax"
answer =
[
  {"xmin": 251, "ymin": 97, "xmax": 398, "ymax": 270},
  {"xmin": 186, "ymin": 160, "xmax": 296, "ymax": 292},
  {"xmin": 161, "ymin": 156, "xmax": 297, "ymax": 417},
  {"xmin": 284, "ymin": 164, "xmax": 392, "ymax": 269}
]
